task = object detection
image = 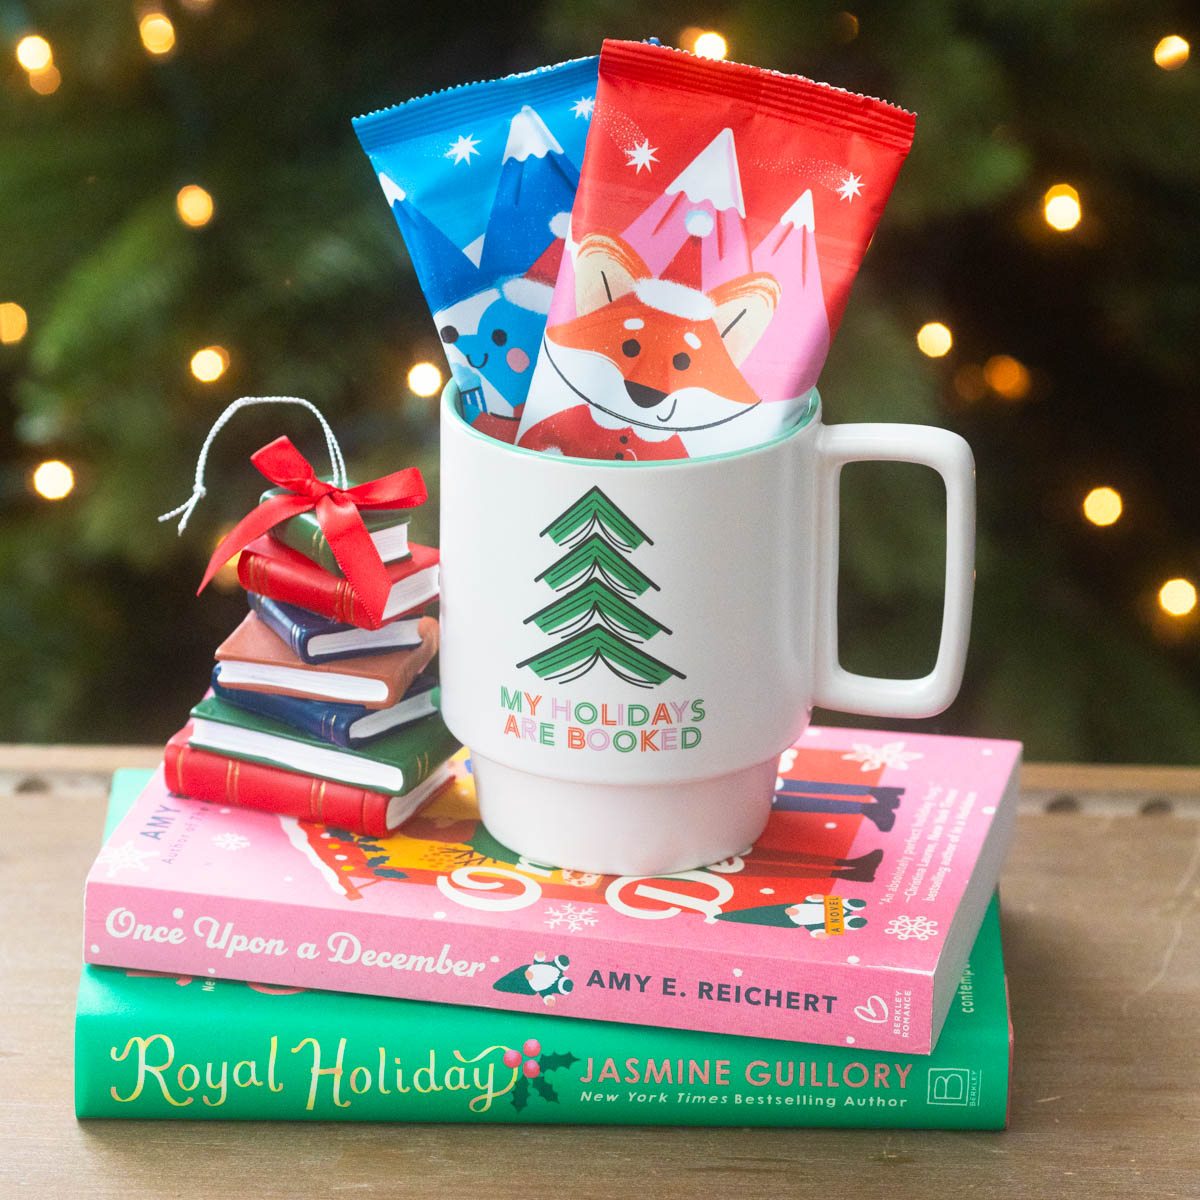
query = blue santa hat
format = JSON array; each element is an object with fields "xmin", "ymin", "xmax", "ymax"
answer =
[{"xmin": 378, "ymin": 172, "xmax": 486, "ymax": 313}]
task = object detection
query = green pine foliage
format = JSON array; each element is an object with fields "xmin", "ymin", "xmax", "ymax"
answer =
[{"xmin": 3, "ymin": 0, "xmax": 1198, "ymax": 759}]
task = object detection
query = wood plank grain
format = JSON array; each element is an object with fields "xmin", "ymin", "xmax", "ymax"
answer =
[{"xmin": 0, "ymin": 744, "xmax": 163, "ymax": 771}]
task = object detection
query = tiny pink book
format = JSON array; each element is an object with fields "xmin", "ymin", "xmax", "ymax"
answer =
[{"xmin": 84, "ymin": 727, "xmax": 1020, "ymax": 1053}]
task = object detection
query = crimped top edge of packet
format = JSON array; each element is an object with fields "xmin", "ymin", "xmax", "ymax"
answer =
[
  {"xmin": 352, "ymin": 54, "xmax": 599, "ymax": 149},
  {"xmin": 601, "ymin": 39, "xmax": 916, "ymax": 150}
]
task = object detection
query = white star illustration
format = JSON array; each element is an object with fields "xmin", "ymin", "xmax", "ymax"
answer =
[
  {"xmin": 571, "ymin": 95, "xmax": 595, "ymax": 120},
  {"xmin": 95, "ymin": 839, "xmax": 159, "ymax": 878},
  {"xmin": 624, "ymin": 139, "xmax": 659, "ymax": 174},
  {"xmin": 836, "ymin": 172, "xmax": 864, "ymax": 202},
  {"xmin": 445, "ymin": 134, "xmax": 481, "ymax": 164}
]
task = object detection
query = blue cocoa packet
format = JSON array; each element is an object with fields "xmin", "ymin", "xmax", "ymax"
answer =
[{"xmin": 353, "ymin": 56, "xmax": 598, "ymax": 443}]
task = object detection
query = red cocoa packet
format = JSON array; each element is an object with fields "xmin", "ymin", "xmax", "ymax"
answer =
[{"xmin": 516, "ymin": 39, "xmax": 915, "ymax": 461}]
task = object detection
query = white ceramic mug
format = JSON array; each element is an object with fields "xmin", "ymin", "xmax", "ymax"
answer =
[{"xmin": 439, "ymin": 384, "xmax": 975, "ymax": 875}]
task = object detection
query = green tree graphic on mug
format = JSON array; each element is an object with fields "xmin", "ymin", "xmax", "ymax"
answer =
[{"xmin": 517, "ymin": 487, "xmax": 684, "ymax": 688}]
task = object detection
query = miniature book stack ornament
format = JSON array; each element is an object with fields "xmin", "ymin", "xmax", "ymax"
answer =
[{"xmin": 161, "ymin": 397, "xmax": 427, "ymax": 630}]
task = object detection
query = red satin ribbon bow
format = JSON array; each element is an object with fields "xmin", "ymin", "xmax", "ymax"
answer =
[{"xmin": 198, "ymin": 436, "xmax": 427, "ymax": 628}]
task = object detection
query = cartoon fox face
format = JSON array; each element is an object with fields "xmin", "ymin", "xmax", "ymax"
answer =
[{"xmin": 539, "ymin": 234, "xmax": 780, "ymax": 437}]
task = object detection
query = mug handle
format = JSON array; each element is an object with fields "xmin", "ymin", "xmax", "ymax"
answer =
[{"xmin": 813, "ymin": 423, "xmax": 976, "ymax": 718}]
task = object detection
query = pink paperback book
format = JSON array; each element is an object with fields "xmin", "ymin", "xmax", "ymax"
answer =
[{"xmin": 83, "ymin": 727, "xmax": 1020, "ymax": 1053}]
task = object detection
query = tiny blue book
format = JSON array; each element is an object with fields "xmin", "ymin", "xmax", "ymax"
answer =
[
  {"xmin": 248, "ymin": 593, "xmax": 426, "ymax": 664},
  {"xmin": 211, "ymin": 666, "xmax": 438, "ymax": 747}
]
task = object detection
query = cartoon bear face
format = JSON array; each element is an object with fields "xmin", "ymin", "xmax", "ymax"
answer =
[{"xmin": 437, "ymin": 286, "xmax": 547, "ymax": 417}]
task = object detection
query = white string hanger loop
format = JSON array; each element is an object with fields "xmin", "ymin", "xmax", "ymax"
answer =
[{"xmin": 158, "ymin": 396, "xmax": 348, "ymax": 534}]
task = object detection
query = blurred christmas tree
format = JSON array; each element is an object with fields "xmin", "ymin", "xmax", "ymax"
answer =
[{"xmin": 1, "ymin": 0, "xmax": 1197, "ymax": 760}]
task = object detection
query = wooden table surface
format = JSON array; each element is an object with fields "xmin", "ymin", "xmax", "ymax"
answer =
[{"xmin": 3, "ymin": 748, "xmax": 1199, "ymax": 1199}]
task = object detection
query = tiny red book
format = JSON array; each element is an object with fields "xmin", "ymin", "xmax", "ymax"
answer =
[
  {"xmin": 236, "ymin": 536, "xmax": 439, "ymax": 630},
  {"xmin": 163, "ymin": 726, "xmax": 445, "ymax": 837}
]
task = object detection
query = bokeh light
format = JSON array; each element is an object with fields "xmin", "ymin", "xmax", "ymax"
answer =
[
  {"xmin": 32, "ymin": 460, "xmax": 74, "ymax": 500},
  {"xmin": 1153, "ymin": 35, "xmax": 1189, "ymax": 70},
  {"xmin": 139, "ymin": 12, "xmax": 176, "ymax": 55},
  {"xmin": 176, "ymin": 185, "xmax": 215, "ymax": 227},
  {"xmin": 693, "ymin": 32, "xmax": 728, "ymax": 60},
  {"xmin": 1159, "ymin": 578, "xmax": 1197, "ymax": 617},
  {"xmin": 190, "ymin": 345, "xmax": 229, "ymax": 382},
  {"xmin": 1043, "ymin": 184, "xmax": 1082, "ymax": 232},
  {"xmin": 16, "ymin": 35, "xmax": 52, "ymax": 72},
  {"xmin": 953, "ymin": 364, "xmax": 987, "ymax": 402},
  {"xmin": 1083, "ymin": 487, "xmax": 1123, "ymax": 527},
  {"xmin": 28, "ymin": 64, "xmax": 61, "ymax": 94},
  {"xmin": 983, "ymin": 354, "xmax": 1031, "ymax": 400},
  {"xmin": 0, "ymin": 302, "xmax": 28, "ymax": 344},
  {"xmin": 916, "ymin": 321, "xmax": 953, "ymax": 358},
  {"xmin": 211, "ymin": 527, "xmax": 242, "ymax": 591},
  {"xmin": 407, "ymin": 361, "xmax": 443, "ymax": 397},
  {"xmin": 833, "ymin": 12, "xmax": 860, "ymax": 42}
]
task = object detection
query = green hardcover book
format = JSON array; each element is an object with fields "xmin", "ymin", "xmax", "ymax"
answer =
[
  {"xmin": 262, "ymin": 483, "xmax": 413, "ymax": 575},
  {"xmin": 75, "ymin": 770, "xmax": 1012, "ymax": 1128},
  {"xmin": 189, "ymin": 695, "xmax": 460, "ymax": 796}
]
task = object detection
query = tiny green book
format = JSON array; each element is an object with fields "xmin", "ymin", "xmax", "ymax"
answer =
[
  {"xmin": 189, "ymin": 694, "xmax": 459, "ymax": 796},
  {"xmin": 75, "ymin": 771, "xmax": 1012, "ymax": 1127},
  {"xmin": 262, "ymin": 482, "xmax": 413, "ymax": 576}
]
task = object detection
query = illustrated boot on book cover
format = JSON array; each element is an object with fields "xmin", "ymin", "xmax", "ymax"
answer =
[{"xmin": 773, "ymin": 783, "xmax": 903, "ymax": 833}]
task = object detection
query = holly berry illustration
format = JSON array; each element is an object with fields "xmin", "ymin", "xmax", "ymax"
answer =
[{"xmin": 503, "ymin": 1038, "xmax": 542, "ymax": 1078}]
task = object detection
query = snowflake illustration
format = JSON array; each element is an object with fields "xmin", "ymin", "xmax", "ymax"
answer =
[
  {"xmin": 884, "ymin": 914, "xmax": 940, "ymax": 941},
  {"xmin": 94, "ymin": 840, "xmax": 159, "ymax": 878},
  {"xmin": 571, "ymin": 95, "xmax": 595, "ymax": 120},
  {"xmin": 544, "ymin": 902, "xmax": 599, "ymax": 932},
  {"xmin": 842, "ymin": 741, "xmax": 924, "ymax": 772},
  {"xmin": 212, "ymin": 832, "xmax": 251, "ymax": 851}
]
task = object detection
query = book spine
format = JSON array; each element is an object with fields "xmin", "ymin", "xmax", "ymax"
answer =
[
  {"xmin": 248, "ymin": 593, "xmax": 313, "ymax": 662},
  {"xmin": 239, "ymin": 548, "xmax": 372, "ymax": 629},
  {"xmin": 82, "ymin": 874, "xmax": 935, "ymax": 1053},
  {"xmin": 163, "ymin": 736, "xmax": 389, "ymax": 837},
  {"xmin": 74, "ymin": 971, "xmax": 1007, "ymax": 1126},
  {"xmin": 273, "ymin": 513, "xmax": 341, "ymax": 576},
  {"xmin": 211, "ymin": 680, "xmax": 356, "ymax": 748}
]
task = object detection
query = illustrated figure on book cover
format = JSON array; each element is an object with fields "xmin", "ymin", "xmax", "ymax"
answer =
[{"xmin": 493, "ymin": 952, "xmax": 575, "ymax": 1004}]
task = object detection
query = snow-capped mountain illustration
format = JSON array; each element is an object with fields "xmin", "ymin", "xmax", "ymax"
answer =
[
  {"xmin": 622, "ymin": 127, "xmax": 754, "ymax": 290},
  {"xmin": 477, "ymin": 104, "xmax": 580, "ymax": 282},
  {"xmin": 377, "ymin": 171, "xmax": 483, "ymax": 312},
  {"xmin": 741, "ymin": 188, "xmax": 831, "ymax": 403}
]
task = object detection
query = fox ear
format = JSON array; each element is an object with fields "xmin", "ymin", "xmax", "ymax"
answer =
[
  {"xmin": 574, "ymin": 234, "xmax": 649, "ymax": 316},
  {"xmin": 710, "ymin": 274, "xmax": 781, "ymax": 365}
]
